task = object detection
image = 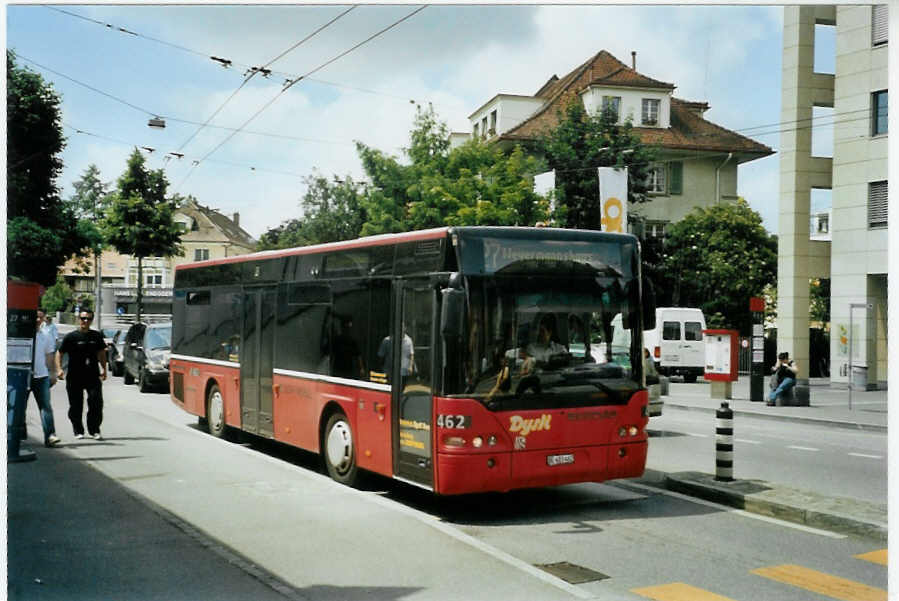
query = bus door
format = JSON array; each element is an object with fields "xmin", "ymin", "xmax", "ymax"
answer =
[
  {"xmin": 241, "ymin": 286, "xmax": 276, "ymax": 438},
  {"xmin": 392, "ymin": 279, "xmax": 434, "ymax": 487}
]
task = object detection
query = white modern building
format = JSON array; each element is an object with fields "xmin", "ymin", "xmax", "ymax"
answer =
[{"xmin": 779, "ymin": 5, "xmax": 888, "ymax": 391}]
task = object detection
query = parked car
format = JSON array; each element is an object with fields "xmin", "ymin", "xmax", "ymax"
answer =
[
  {"xmin": 123, "ymin": 322, "xmax": 172, "ymax": 392},
  {"xmin": 105, "ymin": 329, "xmax": 126, "ymax": 377}
]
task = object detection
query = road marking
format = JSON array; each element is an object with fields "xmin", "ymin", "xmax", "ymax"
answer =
[
  {"xmin": 631, "ymin": 582, "xmax": 737, "ymax": 601},
  {"xmin": 848, "ymin": 453, "xmax": 883, "ymax": 460},
  {"xmin": 686, "ymin": 432, "xmax": 709, "ymax": 438},
  {"xmin": 786, "ymin": 445, "xmax": 819, "ymax": 452},
  {"xmin": 751, "ymin": 564, "xmax": 886, "ymax": 601},
  {"xmin": 854, "ymin": 549, "xmax": 887, "ymax": 566},
  {"xmin": 735, "ymin": 439, "xmax": 760, "ymax": 444},
  {"xmin": 623, "ymin": 481, "xmax": 846, "ymax": 539}
]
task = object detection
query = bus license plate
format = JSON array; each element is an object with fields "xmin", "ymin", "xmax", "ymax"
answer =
[{"xmin": 546, "ymin": 453, "xmax": 574, "ymax": 466}]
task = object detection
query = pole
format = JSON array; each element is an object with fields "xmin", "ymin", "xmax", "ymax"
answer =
[
  {"xmin": 715, "ymin": 402, "xmax": 734, "ymax": 481},
  {"xmin": 94, "ymin": 251, "xmax": 102, "ymax": 331}
]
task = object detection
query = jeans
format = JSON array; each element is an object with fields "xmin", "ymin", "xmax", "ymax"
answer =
[
  {"xmin": 29, "ymin": 376, "xmax": 57, "ymax": 443},
  {"xmin": 769, "ymin": 376, "xmax": 796, "ymax": 402}
]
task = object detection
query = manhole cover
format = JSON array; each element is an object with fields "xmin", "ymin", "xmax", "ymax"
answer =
[{"xmin": 534, "ymin": 562, "xmax": 609, "ymax": 584}]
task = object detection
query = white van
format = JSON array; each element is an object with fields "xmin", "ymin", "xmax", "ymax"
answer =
[{"xmin": 643, "ymin": 307, "xmax": 707, "ymax": 383}]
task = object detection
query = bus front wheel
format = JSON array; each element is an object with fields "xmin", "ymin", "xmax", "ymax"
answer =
[
  {"xmin": 323, "ymin": 413, "xmax": 358, "ymax": 486},
  {"xmin": 206, "ymin": 384, "xmax": 227, "ymax": 439}
]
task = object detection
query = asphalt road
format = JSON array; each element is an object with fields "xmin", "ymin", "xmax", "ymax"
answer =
[
  {"xmin": 646, "ymin": 406, "xmax": 887, "ymax": 505},
  {"xmin": 16, "ymin": 376, "xmax": 888, "ymax": 601}
]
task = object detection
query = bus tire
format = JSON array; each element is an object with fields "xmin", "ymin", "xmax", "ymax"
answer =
[
  {"xmin": 206, "ymin": 384, "xmax": 227, "ymax": 439},
  {"xmin": 323, "ymin": 412, "xmax": 357, "ymax": 486}
]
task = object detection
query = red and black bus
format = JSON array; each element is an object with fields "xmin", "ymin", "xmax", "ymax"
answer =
[{"xmin": 170, "ymin": 226, "xmax": 656, "ymax": 494}]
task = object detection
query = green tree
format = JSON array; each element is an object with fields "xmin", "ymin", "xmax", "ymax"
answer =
[
  {"xmin": 809, "ymin": 278, "xmax": 830, "ymax": 324},
  {"xmin": 258, "ymin": 174, "xmax": 368, "ymax": 250},
  {"xmin": 6, "ymin": 49, "xmax": 88, "ymax": 284},
  {"xmin": 104, "ymin": 149, "xmax": 183, "ymax": 320},
  {"xmin": 538, "ymin": 100, "xmax": 656, "ymax": 230},
  {"xmin": 660, "ymin": 199, "xmax": 777, "ymax": 334},
  {"xmin": 359, "ymin": 104, "xmax": 550, "ymax": 236},
  {"xmin": 40, "ymin": 275, "xmax": 73, "ymax": 313},
  {"xmin": 69, "ymin": 164, "xmax": 111, "ymax": 315}
]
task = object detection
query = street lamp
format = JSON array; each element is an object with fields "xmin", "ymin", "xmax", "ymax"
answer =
[{"xmin": 148, "ymin": 117, "xmax": 166, "ymax": 129}]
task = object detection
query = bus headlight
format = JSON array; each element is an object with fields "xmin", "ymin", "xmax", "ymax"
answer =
[
  {"xmin": 472, "ymin": 436, "xmax": 483, "ymax": 448},
  {"xmin": 487, "ymin": 435, "xmax": 498, "ymax": 446},
  {"xmin": 443, "ymin": 436, "xmax": 466, "ymax": 447},
  {"xmin": 629, "ymin": 426, "xmax": 639, "ymax": 436}
]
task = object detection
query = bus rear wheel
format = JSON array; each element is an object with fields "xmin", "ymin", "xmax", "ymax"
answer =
[
  {"xmin": 206, "ymin": 384, "xmax": 227, "ymax": 439},
  {"xmin": 323, "ymin": 413, "xmax": 358, "ymax": 486}
]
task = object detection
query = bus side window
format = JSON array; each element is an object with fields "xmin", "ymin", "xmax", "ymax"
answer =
[
  {"xmin": 278, "ymin": 283, "xmax": 330, "ymax": 375},
  {"xmin": 331, "ymin": 281, "xmax": 369, "ymax": 381},
  {"xmin": 369, "ymin": 281, "xmax": 391, "ymax": 382}
]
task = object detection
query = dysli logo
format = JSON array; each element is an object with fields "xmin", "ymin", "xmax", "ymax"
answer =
[{"xmin": 509, "ymin": 414, "xmax": 552, "ymax": 437}]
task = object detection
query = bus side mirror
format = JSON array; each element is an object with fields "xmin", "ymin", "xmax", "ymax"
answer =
[
  {"xmin": 441, "ymin": 288, "xmax": 465, "ymax": 340},
  {"xmin": 642, "ymin": 276, "xmax": 657, "ymax": 330}
]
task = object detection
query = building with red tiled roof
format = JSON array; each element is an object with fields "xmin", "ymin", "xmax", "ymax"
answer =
[{"xmin": 459, "ymin": 50, "xmax": 774, "ymax": 234}]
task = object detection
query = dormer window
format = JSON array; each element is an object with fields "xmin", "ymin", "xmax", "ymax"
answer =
[
  {"xmin": 602, "ymin": 96, "xmax": 621, "ymax": 121},
  {"xmin": 642, "ymin": 99, "xmax": 660, "ymax": 126}
]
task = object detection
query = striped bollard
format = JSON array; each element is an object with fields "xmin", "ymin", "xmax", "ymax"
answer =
[{"xmin": 715, "ymin": 402, "xmax": 734, "ymax": 482}]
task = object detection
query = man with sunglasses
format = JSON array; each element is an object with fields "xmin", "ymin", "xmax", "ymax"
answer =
[{"xmin": 56, "ymin": 310, "xmax": 108, "ymax": 440}]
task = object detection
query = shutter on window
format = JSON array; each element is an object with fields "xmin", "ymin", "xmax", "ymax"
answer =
[
  {"xmin": 868, "ymin": 181, "xmax": 888, "ymax": 228},
  {"xmin": 669, "ymin": 162, "xmax": 683, "ymax": 195},
  {"xmin": 872, "ymin": 5, "xmax": 888, "ymax": 46}
]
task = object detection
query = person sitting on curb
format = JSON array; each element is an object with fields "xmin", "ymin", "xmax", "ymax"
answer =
[{"xmin": 769, "ymin": 351, "xmax": 798, "ymax": 406}]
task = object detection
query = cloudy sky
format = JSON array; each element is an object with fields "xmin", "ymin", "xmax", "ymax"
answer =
[{"xmin": 8, "ymin": 4, "xmax": 806, "ymax": 240}]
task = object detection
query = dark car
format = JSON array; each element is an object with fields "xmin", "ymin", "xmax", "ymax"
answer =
[
  {"xmin": 123, "ymin": 322, "xmax": 172, "ymax": 392},
  {"xmin": 104, "ymin": 329, "xmax": 126, "ymax": 377}
]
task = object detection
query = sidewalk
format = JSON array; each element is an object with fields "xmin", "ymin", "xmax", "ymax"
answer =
[
  {"xmin": 644, "ymin": 376, "xmax": 888, "ymax": 541},
  {"xmin": 660, "ymin": 376, "xmax": 888, "ymax": 432}
]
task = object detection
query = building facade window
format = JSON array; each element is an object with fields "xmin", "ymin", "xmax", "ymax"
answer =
[
  {"xmin": 872, "ymin": 90, "xmax": 888, "ymax": 136},
  {"xmin": 194, "ymin": 248, "xmax": 210, "ymax": 262},
  {"xmin": 868, "ymin": 181, "xmax": 888, "ymax": 229},
  {"xmin": 601, "ymin": 96, "xmax": 621, "ymax": 121},
  {"xmin": 648, "ymin": 164, "xmax": 666, "ymax": 194},
  {"xmin": 668, "ymin": 161, "xmax": 683, "ymax": 195},
  {"xmin": 646, "ymin": 221, "xmax": 668, "ymax": 239},
  {"xmin": 489, "ymin": 110, "xmax": 497, "ymax": 135},
  {"xmin": 145, "ymin": 274, "xmax": 163, "ymax": 287},
  {"xmin": 872, "ymin": 5, "xmax": 888, "ymax": 46},
  {"xmin": 642, "ymin": 98, "xmax": 660, "ymax": 125},
  {"xmin": 481, "ymin": 116, "xmax": 488, "ymax": 138},
  {"xmin": 473, "ymin": 123, "xmax": 479, "ymax": 138}
]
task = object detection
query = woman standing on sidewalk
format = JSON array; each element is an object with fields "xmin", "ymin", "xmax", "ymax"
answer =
[{"xmin": 769, "ymin": 351, "xmax": 798, "ymax": 406}]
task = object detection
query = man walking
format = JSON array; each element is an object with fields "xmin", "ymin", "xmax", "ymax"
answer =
[
  {"xmin": 57, "ymin": 310, "xmax": 108, "ymax": 440},
  {"xmin": 30, "ymin": 310, "xmax": 62, "ymax": 447}
]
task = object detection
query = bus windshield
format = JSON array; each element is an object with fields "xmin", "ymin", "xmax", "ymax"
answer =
[{"xmin": 451, "ymin": 273, "xmax": 641, "ymax": 410}]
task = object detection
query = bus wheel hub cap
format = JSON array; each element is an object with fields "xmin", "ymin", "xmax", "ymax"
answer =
[{"xmin": 327, "ymin": 421, "xmax": 352, "ymax": 471}]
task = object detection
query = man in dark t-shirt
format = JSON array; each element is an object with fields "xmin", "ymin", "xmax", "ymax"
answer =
[{"xmin": 57, "ymin": 310, "xmax": 108, "ymax": 439}]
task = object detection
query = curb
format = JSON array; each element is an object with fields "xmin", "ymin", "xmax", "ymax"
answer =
[
  {"xmin": 658, "ymin": 471, "xmax": 887, "ymax": 542},
  {"xmin": 663, "ymin": 401, "xmax": 888, "ymax": 433}
]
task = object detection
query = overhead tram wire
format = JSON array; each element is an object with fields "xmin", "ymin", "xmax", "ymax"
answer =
[
  {"xmin": 175, "ymin": 5, "xmax": 357, "ymax": 153},
  {"xmin": 15, "ymin": 54, "xmax": 353, "ymax": 147},
  {"xmin": 45, "ymin": 5, "xmax": 429, "ymax": 109},
  {"xmin": 63, "ymin": 122, "xmax": 309, "ymax": 180},
  {"xmin": 190, "ymin": 5, "xmax": 427, "ymax": 174},
  {"xmin": 22, "ymin": 51, "xmax": 874, "ymax": 158}
]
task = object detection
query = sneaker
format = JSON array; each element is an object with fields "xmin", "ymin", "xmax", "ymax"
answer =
[
  {"xmin": 45, "ymin": 435, "xmax": 61, "ymax": 447},
  {"xmin": 74, "ymin": 433, "xmax": 85, "ymax": 440},
  {"xmin": 91, "ymin": 433, "xmax": 102, "ymax": 441}
]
